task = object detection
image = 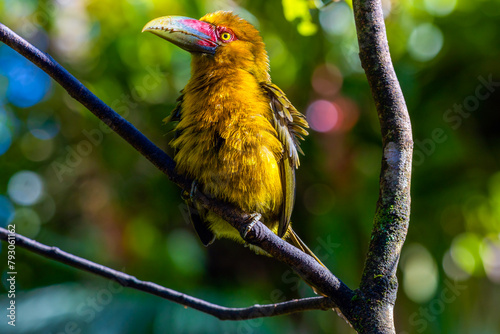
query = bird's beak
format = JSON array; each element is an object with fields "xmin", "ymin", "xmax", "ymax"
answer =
[{"xmin": 142, "ymin": 16, "xmax": 218, "ymax": 55}]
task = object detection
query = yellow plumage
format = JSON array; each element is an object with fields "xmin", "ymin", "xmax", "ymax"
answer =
[{"xmin": 144, "ymin": 11, "xmax": 321, "ymax": 262}]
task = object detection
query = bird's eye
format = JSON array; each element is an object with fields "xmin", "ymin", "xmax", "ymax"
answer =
[{"xmin": 220, "ymin": 32, "xmax": 232, "ymax": 42}]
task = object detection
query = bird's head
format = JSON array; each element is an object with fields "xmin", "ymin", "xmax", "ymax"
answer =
[{"xmin": 142, "ymin": 11, "xmax": 270, "ymax": 82}]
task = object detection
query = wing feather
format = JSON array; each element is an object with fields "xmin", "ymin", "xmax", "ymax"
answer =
[{"xmin": 261, "ymin": 82, "xmax": 309, "ymax": 237}]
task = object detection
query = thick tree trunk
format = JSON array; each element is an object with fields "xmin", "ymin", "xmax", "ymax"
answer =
[{"xmin": 349, "ymin": 0, "xmax": 413, "ymax": 332}]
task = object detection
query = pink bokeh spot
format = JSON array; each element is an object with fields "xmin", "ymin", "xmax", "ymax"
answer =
[
  {"xmin": 311, "ymin": 64, "xmax": 343, "ymax": 98},
  {"xmin": 306, "ymin": 100, "xmax": 339, "ymax": 133}
]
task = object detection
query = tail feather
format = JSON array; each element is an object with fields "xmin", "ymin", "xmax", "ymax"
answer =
[{"xmin": 288, "ymin": 227, "xmax": 326, "ymax": 268}]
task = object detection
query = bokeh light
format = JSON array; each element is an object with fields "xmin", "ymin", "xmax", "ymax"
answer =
[
  {"xmin": 334, "ymin": 96, "xmax": 360, "ymax": 132},
  {"xmin": 20, "ymin": 134, "xmax": 54, "ymax": 162},
  {"xmin": 408, "ymin": 23, "xmax": 444, "ymax": 62},
  {"xmin": 481, "ymin": 238, "xmax": 500, "ymax": 283},
  {"xmin": 0, "ymin": 46, "xmax": 52, "ymax": 108},
  {"xmin": 306, "ymin": 97, "xmax": 359, "ymax": 134},
  {"xmin": 0, "ymin": 195, "xmax": 15, "ymax": 227},
  {"xmin": 282, "ymin": 0, "xmax": 317, "ymax": 36},
  {"xmin": 401, "ymin": 244, "xmax": 439, "ymax": 303},
  {"xmin": 381, "ymin": 0, "xmax": 392, "ymax": 17},
  {"xmin": 442, "ymin": 249, "xmax": 470, "ymax": 281},
  {"xmin": 7, "ymin": 171, "xmax": 44, "ymax": 206},
  {"xmin": 4, "ymin": 0, "xmax": 38, "ymax": 18},
  {"xmin": 11, "ymin": 207, "xmax": 41, "ymax": 238},
  {"xmin": 53, "ymin": 0, "xmax": 91, "ymax": 62},
  {"xmin": 311, "ymin": 64, "xmax": 343, "ymax": 98},
  {"xmin": 424, "ymin": 0, "xmax": 457, "ymax": 17},
  {"xmin": 124, "ymin": 217, "xmax": 160, "ymax": 258},
  {"xmin": 27, "ymin": 109, "xmax": 60, "ymax": 140},
  {"xmin": 306, "ymin": 100, "xmax": 339, "ymax": 133},
  {"xmin": 337, "ymin": 40, "xmax": 364, "ymax": 74},
  {"xmin": 450, "ymin": 233, "xmax": 482, "ymax": 275},
  {"xmin": 319, "ymin": 2, "xmax": 353, "ymax": 36}
]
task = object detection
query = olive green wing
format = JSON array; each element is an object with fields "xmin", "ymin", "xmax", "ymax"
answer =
[
  {"xmin": 261, "ymin": 82, "xmax": 309, "ymax": 238},
  {"xmin": 165, "ymin": 93, "xmax": 215, "ymax": 246}
]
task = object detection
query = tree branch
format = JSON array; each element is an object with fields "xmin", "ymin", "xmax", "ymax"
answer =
[
  {"xmin": 351, "ymin": 0, "xmax": 413, "ymax": 332},
  {"xmin": 0, "ymin": 22, "xmax": 355, "ymax": 321},
  {"xmin": 0, "ymin": 227, "xmax": 336, "ymax": 320}
]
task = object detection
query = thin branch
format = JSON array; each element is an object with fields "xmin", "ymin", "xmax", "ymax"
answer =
[
  {"xmin": 0, "ymin": 227, "xmax": 336, "ymax": 320},
  {"xmin": 352, "ymin": 0, "xmax": 413, "ymax": 333},
  {"xmin": 0, "ymin": 23, "xmax": 354, "ymax": 318}
]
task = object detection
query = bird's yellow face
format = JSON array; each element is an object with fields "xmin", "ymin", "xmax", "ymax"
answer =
[{"xmin": 142, "ymin": 11, "xmax": 270, "ymax": 82}]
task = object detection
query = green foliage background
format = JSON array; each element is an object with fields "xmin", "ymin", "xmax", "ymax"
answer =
[{"xmin": 0, "ymin": 0, "xmax": 499, "ymax": 333}]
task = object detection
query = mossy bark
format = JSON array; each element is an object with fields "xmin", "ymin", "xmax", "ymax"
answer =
[{"xmin": 347, "ymin": 0, "xmax": 413, "ymax": 332}]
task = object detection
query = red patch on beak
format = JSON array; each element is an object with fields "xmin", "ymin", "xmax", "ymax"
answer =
[{"xmin": 181, "ymin": 19, "xmax": 217, "ymax": 46}]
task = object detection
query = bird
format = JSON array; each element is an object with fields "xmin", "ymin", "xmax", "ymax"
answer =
[{"xmin": 142, "ymin": 11, "xmax": 324, "ymax": 267}]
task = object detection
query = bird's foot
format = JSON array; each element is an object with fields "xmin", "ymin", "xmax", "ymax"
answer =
[
  {"xmin": 182, "ymin": 180, "xmax": 199, "ymax": 201},
  {"xmin": 242, "ymin": 213, "xmax": 262, "ymax": 239}
]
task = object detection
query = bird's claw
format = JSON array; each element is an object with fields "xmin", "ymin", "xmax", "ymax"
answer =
[
  {"xmin": 182, "ymin": 180, "xmax": 199, "ymax": 201},
  {"xmin": 242, "ymin": 213, "xmax": 262, "ymax": 239},
  {"xmin": 190, "ymin": 180, "xmax": 199, "ymax": 199}
]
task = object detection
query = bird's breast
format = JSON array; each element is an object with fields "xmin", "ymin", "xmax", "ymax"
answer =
[{"xmin": 172, "ymin": 71, "xmax": 283, "ymax": 214}]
